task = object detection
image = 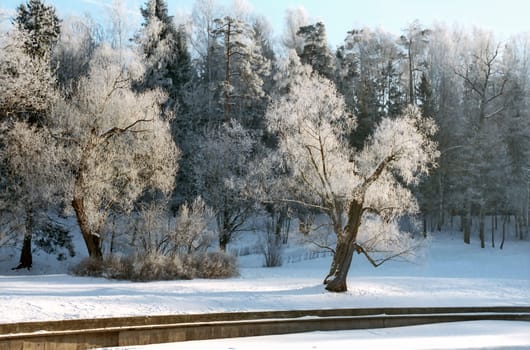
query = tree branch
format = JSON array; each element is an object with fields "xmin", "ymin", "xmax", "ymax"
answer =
[
  {"xmin": 354, "ymin": 242, "xmax": 416, "ymax": 268},
  {"xmin": 100, "ymin": 118, "xmax": 153, "ymax": 142},
  {"xmin": 363, "ymin": 153, "xmax": 396, "ymax": 191},
  {"xmin": 271, "ymin": 198, "xmax": 330, "ymax": 212}
]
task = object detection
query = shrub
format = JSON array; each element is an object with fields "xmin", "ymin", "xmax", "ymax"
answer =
[
  {"xmin": 70, "ymin": 257, "xmax": 105, "ymax": 277},
  {"xmin": 259, "ymin": 231, "xmax": 283, "ymax": 268},
  {"xmin": 184, "ymin": 252, "xmax": 238, "ymax": 279},
  {"xmin": 71, "ymin": 251, "xmax": 238, "ymax": 281},
  {"xmin": 34, "ymin": 221, "xmax": 75, "ymax": 260},
  {"xmin": 133, "ymin": 197, "xmax": 214, "ymax": 257}
]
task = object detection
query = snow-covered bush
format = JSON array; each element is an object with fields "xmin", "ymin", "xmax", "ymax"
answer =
[
  {"xmin": 71, "ymin": 251, "xmax": 237, "ymax": 281},
  {"xmin": 134, "ymin": 197, "xmax": 214, "ymax": 256},
  {"xmin": 173, "ymin": 197, "xmax": 214, "ymax": 254},
  {"xmin": 182, "ymin": 252, "xmax": 238, "ymax": 279}
]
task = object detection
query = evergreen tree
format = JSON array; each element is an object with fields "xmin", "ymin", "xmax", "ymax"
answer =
[
  {"xmin": 336, "ymin": 28, "xmax": 406, "ymax": 149},
  {"xmin": 417, "ymin": 72, "xmax": 436, "ymax": 118},
  {"xmin": 5, "ymin": 1, "xmax": 60, "ymax": 268},
  {"xmin": 211, "ymin": 15, "xmax": 271, "ymax": 127},
  {"xmin": 15, "ymin": 0, "xmax": 61, "ymax": 59},
  {"xmin": 135, "ymin": 0, "xmax": 192, "ymax": 208},
  {"xmin": 135, "ymin": 0, "xmax": 191, "ymax": 113},
  {"xmin": 1, "ymin": 38, "xmax": 57, "ymax": 269},
  {"xmin": 296, "ymin": 22, "xmax": 334, "ymax": 80}
]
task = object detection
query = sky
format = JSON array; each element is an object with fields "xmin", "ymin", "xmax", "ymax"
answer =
[{"xmin": 2, "ymin": 0, "xmax": 530, "ymax": 47}]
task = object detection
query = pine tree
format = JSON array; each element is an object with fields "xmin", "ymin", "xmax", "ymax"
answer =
[
  {"xmin": 417, "ymin": 72, "xmax": 436, "ymax": 118},
  {"xmin": 15, "ymin": 0, "xmax": 61, "ymax": 59},
  {"xmin": 135, "ymin": 0, "xmax": 191, "ymax": 112},
  {"xmin": 211, "ymin": 15, "xmax": 270, "ymax": 127},
  {"xmin": 5, "ymin": 1, "xmax": 60, "ymax": 268},
  {"xmin": 336, "ymin": 28, "xmax": 406, "ymax": 149},
  {"xmin": 296, "ymin": 22, "xmax": 334, "ymax": 80},
  {"xmin": 135, "ymin": 0, "xmax": 192, "ymax": 208}
]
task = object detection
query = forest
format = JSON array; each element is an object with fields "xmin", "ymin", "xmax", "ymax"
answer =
[{"xmin": 0, "ymin": 0, "xmax": 528, "ymax": 293}]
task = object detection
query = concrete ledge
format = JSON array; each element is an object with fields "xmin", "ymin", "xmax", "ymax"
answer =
[{"xmin": 1, "ymin": 307, "xmax": 529, "ymax": 349}]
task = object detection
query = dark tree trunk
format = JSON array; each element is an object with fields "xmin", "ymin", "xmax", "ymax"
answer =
[
  {"xmin": 14, "ymin": 210, "xmax": 34, "ymax": 270},
  {"xmin": 324, "ymin": 199, "xmax": 363, "ymax": 293},
  {"xmin": 463, "ymin": 207, "xmax": 471, "ymax": 244},
  {"xmin": 491, "ymin": 215, "xmax": 495, "ymax": 248},
  {"xmin": 422, "ymin": 214, "xmax": 427, "ymax": 238},
  {"xmin": 500, "ymin": 215, "xmax": 507, "ymax": 250},
  {"xmin": 18, "ymin": 234, "xmax": 33, "ymax": 270},
  {"xmin": 219, "ymin": 232, "xmax": 228, "ymax": 252},
  {"xmin": 437, "ymin": 173, "xmax": 444, "ymax": 231},
  {"xmin": 479, "ymin": 207, "xmax": 485, "ymax": 249},
  {"xmin": 515, "ymin": 215, "xmax": 524, "ymax": 241},
  {"xmin": 324, "ymin": 238, "xmax": 356, "ymax": 292},
  {"xmin": 72, "ymin": 196, "xmax": 102, "ymax": 259}
]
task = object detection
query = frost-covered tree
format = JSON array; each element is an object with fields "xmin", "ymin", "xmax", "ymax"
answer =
[
  {"xmin": 0, "ymin": 27, "xmax": 60, "ymax": 268},
  {"xmin": 135, "ymin": 0, "xmax": 191, "ymax": 112},
  {"xmin": 399, "ymin": 21, "xmax": 431, "ymax": 105},
  {"xmin": 266, "ymin": 69, "xmax": 439, "ymax": 292},
  {"xmin": 282, "ymin": 7, "xmax": 310, "ymax": 55},
  {"xmin": 0, "ymin": 122, "xmax": 64, "ymax": 269},
  {"xmin": 336, "ymin": 28, "xmax": 407, "ymax": 149},
  {"xmin": 0, "ymin": 28, "xmax": 56, "ymax": 122},
  {"xmin": 211, "ymin": 15, "xmax": 270, "ymax": 125},
  {"xmin": 14, "ymin": 0, "xmax": 60, "ymax": 59},
  {"xmin": 452, "ymin": 30, "xmax": 512, "ymax": 245},
  {"xmin": 193, "ymin": 121, "xmax": 256, "ymax": 251},
  {"xmin": 50, "ymin": 45, "xmax": 180, "ymax": 258},
  {"xmin": 502, "ymin": 36, "xmax": 530, "ymax": 240},
  {"xmin": 51, "ymin": 15, "xmax": 98, "ymax": 92}
]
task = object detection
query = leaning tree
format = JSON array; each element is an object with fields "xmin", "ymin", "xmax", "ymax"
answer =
[{"xmin": 266, "ymin": 67, "xmax": 439, "ymax": 292}]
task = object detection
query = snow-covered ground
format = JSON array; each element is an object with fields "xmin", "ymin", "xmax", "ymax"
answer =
[{"xmin": 0, "ymin": 232, "xmax": 529, "ymax": 324}]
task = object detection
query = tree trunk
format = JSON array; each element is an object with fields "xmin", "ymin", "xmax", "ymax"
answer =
[
  {"xmin": 437, "ymin": 173, "xmax": 444, "ymax": 231},
  {"xmin": 500, "ymin": 215, "xmax": 507, "ymax": 250},
  {"xmin": 479, "ymin": 207, "xmax": 485, "ymax": 248},
  {"xmin": 72, "ymin": 196, "xmax": 102, "ymax": 259},
  {"xmin": 219, "ymin": 232, "xmax": 228, "ymax": 252},
  {"xmin": 422, "ymin": 214, "xmax": 427, "ymax": 238},
  {"xmin": 14, "ymin": 211, "xmax": 34, "ymax": 270},
  {"xmin": 18, "ymin": 233, "xmax": 33, "ymax": 269},
  {"xmin": 224, "ymin": 20, "xmax": 231, "ymax": 123},
  {"xmin": 515, "ymin": 215, "xmax": 524, "ymax": 241},
  {"xmin": 491, "ymin": 215, "xmax": 495, "ymax": 248},
  {"xmin": 324, "ymin": 199, "xmax": 363, "ymax": 293},
  {"xmin": 463, "ymin": 207, "xmax": 471, "ymax": 244},
  {"xmin": 324, "ymin": 238, "xmax": 356, "ymax": 292}
]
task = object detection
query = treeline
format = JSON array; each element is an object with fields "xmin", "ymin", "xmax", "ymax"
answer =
[{"xmin": 0, "ymin": 0, "xmax": 528, "ymax": 275}]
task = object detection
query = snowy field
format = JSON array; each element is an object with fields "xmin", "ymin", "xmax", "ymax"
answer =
[
  {"xmin": 0, "ymin": 232, "xmax": 529, "ymax": 325},
  {"xmin": 0, "ymin": 231, "xmax": 529, "ymax": 349}
]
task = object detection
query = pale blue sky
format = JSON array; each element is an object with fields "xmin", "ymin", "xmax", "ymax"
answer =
[{"xmin": 2, "ymin": 0, "xmax": 530, "ymax": 47}]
